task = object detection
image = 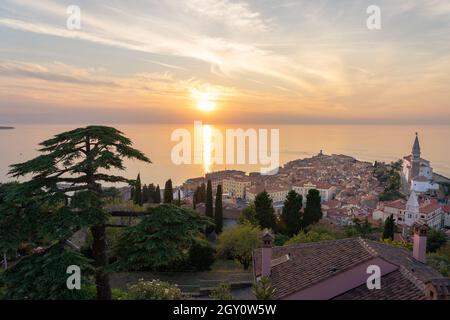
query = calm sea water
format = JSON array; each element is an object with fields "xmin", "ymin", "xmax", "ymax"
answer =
[{"xmin": 1, "ymin": 124, "xmax": 449, "ymax": 187}]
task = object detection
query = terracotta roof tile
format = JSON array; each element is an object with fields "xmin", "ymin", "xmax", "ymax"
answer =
[
  {"xmin": 253, "ymin": 238, "xmax": 446, "ymax": 300},
  {"xmin": 333, "ymin": 269, "xmax": 424, "ymax": 300}
]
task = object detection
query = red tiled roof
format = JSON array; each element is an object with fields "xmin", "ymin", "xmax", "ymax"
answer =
[
  {"xmin": 385, "ymin": 199, "xmax": 406, "ymax": 210},
  {"xmin": 333, "ymin": 269, "xmax": 424, "ymax": 300},
  {"xmin": 295, "ymin": 181, "xmax": 335, "ymax": 190},
  {"xmin": 253, "ymin": 238, "xmax": 445, "ymax": 300},
  {"xmin": 419, "ymin": 203, "xmax": 442, "ymax": 215},
  {"xmin": 323, "ymin": 199, "xmax": 341, "ymax": 209}
]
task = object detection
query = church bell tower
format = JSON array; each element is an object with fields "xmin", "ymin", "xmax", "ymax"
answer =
[{"xmin": 411, "ymin": 132, "xmax": 421, "ymax": 180}]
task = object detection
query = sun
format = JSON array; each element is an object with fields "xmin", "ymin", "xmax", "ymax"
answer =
[
  {"xmin": 192, "ymin": 89, "xmax": 217, "ymax": 112},
  {"xmin": 197, "ymin": 98, "xmax": 216, "ymax": 112}
]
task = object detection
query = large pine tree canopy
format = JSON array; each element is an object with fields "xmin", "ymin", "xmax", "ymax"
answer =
[{"xmin": 0, "ymin": 126, "xmax": 151, "ymax": 300}]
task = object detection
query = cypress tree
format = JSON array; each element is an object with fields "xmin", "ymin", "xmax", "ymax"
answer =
[
  {"xmin": 154, "ymin": 185, "xmax": 161, "ymax": 204},
  {"xmin": 148, "ymin": 183, "xmax": 156, "ymax": 203},
  {"xmin": 129, "ymin": 186, "xmax": 134, "ymax": 201},
  {"xmin": 303, "ymin": 189, "xmax": 322, "ymax": 229},
  {"xmin": 254, "ymin": 191, "xmax": 277, "ymax": 230},
  {"xmin": 206, "ymin": 180, "xmax": 213, "ymax": 218},
  {"xmin": 133, "ymin": 173, "xmax": 142, "ymax": 206},
  {"xmin": 163, "ymin": 179, "xmax": 173, "ymax": 203},
  {"xmin": 281, "ymin": 190, "xmax": 303, "ymax": 236},
  {"xmin": 142, "ymin": 184, "xmax": 149, "ymax": 204},
  {"xmin": 177, "ymin": 189, "xmax": 181, "ymax": 206},
  {"xmin": 197, "ymin": 183, "xmax": 206, "ymax": 203},
  {"xmin": 382, "ymin": 214, "xmax": 395, "ymax": 240},
  {"xmin": 205, "ymin": 180, "xmax": 214, "ymax": 233},
  {"xmin": 215, "ymin": 184, "xmax": 223, "ymax": 234}
]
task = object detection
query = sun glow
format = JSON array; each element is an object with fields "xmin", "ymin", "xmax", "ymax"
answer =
[
  {"xmin": 192, "ymin": 89, "xmax": 217, "ymax": 112},
  {"xmin": 197, "ymin": 99, "xmax": 216, "ymax": 112}
]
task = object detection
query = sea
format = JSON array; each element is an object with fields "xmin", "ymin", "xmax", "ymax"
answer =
[{"xmin": 1, "ymin": 124, "xmax": 449, "ymax": 187}]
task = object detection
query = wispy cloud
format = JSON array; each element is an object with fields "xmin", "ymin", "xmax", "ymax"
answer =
[
  {"xmin": 183, "ymin": 0, "xmax": 269, "ymax": 31},
  {"xmin": 0, "ymin": 0, "xmax": 449, "ymax": 123}
]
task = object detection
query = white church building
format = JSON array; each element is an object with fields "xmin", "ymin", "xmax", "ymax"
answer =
[{"xmin": 402, "ymin": 133, "xmax": 440, "ymax": 193}]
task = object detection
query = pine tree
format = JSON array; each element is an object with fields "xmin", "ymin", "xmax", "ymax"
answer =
[
  {"xmin": 382, "ymin": 214, "xmax": 395, "ymax": 240},
  {"xmin": 133, "ymin": 173, "xmax": 142, "ymax": 206},
  {"xmin": 254, "ymin": 191, "xmax": 277, "ymax": 230},
  {"xmin": 281, "ymin": 190, "xmax": 303, "ymax": 236},
  {"xmin": 5, "ymin": 126, "xmax": 150, "ymax": 299},
  {"xmin": 164, "ymin": 179, "xmax": 173, "ymax": 203},
  {"xmin": 154, "ymin": 185, "xmax": 161, "ymax": 203},
  {"xmin": 215, "ymin": 184, "xmax": 223, "ymax": 234},
  {"xmin": 303, "ymin": 189, "xmax": 322, "ymax": 229}
]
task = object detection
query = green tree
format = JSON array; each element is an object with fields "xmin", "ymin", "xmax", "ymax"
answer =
[
  {"xmin": 133, "ymin": 173, "xmax": 143, "ymax": 206},
  {"xmin": 215, "ymin": 184, "xmax": 223, "ymax": 234},
  {"xmin": 281, "ymin": 190, "xmax": 303, "ymax": 236},
  {"xmin": 205, "ymin": 180, "xmax": 213, "ymax": 218},
  {"xmin": 303, "ymin": 189, "xmax": 322, "ymax": 228},
  {"xmin": 142, "ymin": 184, "xmax": 149, "ymax": 204},
  {"xmin": 194, "ymin": 183, "xmax": 206, "ymax": 204},
  {"xmin": 238, "ymin": 203, "xmax": 258, "ymax": 226},
  {"xmin": 428, "ymin": 244, "xmax": 450, "ymax": 276},
  {"xmin": 154, "ymin": 185, "xmax": 161, "ymax": 203},
  {"xmin": 253, "ymin": 277, "xmax": 275, "ymax": 300},
  {"xmin": 163, "ymin": 179, "xmax": 173, "ymax": 203},
  {"xmin": 5, "ymin": 126, "xmax": 150, "ymax": 300},
  {"xmin": 115, "ymin": 204, "xmax": 212, "ymax": 271},
  {"xmin": 147, "ymin": 183, "xmax": 156, "ymax": 203},
  {"xmin": 205, "ymin": 180, "xmax": 214, "ymax": 233},
  {"xmin": 427, "ymin": 229, "xmax": 447, "ymax": 253},
  {"xmin": 216, "ymin": 223, "xmax": 262, "ymax": 270},
  {"xmin": 177, "ymin": 189, "xmax": 181, "ymax": 206},
  {"xmin": 382, "ymin": 214, "xmax": 396, "ymax": 240},
  {"xmin": 254, "ymin": 191, "xmax": 277, "ymax": 230},
  {"xmin": 199, "ymin": 183, "xmax": 207, "ymax": 203},
  {"xmin": 210, "ymin": 282, "xmax": 233, "ymax": 300},
  {"xmin": 188, "ymin": 239, "xmax": 216, "ymax": 271},
  {"xmin": 285, "ymin": 230, "xmax": 335, "ymax": 245},
  {"xmin": 345, "ymin": 217, "xmax": 374, "ymax": 238},
  {"xmin": 0, "ymin": 245, "xmax": 94, "ymax": 300}
]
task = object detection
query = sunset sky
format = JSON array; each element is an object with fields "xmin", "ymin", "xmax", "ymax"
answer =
[{"xmin": 0, "ymin": 0, "xmax": 449, "ymax": 124}]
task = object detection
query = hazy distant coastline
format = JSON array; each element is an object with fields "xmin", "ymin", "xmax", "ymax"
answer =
[{"xmin": 0, "ymin": 126, "xmax": 14, "ymax": 129}]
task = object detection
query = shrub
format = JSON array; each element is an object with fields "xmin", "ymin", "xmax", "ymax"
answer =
[
  {"xmin": 253, "ymin": 277, "xmax": 275, "ymax": 300},
  {"xmin": 128, "ymin": 279, "xmax": 182, "ymax": 300},
  {"xmin": 112, "ymin": 288, "xmax": 129, "ymax": 300},
  {"xmin": 188, "ymin": 240, "xmax": 215, "ymax": 271},
  {"xmin": 210, "ymin": 282, "xmax": 233, "ymax": 300}
]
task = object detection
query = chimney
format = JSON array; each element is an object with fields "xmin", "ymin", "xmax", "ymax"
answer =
[
  {"xmin": 412, "ymin": 222, "xmax": 429, "ymax": 263},
  {"xmin": 261, "ymin": 229, "xmax": 274, "ymax": 277}
]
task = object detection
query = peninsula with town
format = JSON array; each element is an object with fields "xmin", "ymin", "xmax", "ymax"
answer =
[{"xmin": 180, "ymin": 133, "xmax": 450, "ymax": 233}]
